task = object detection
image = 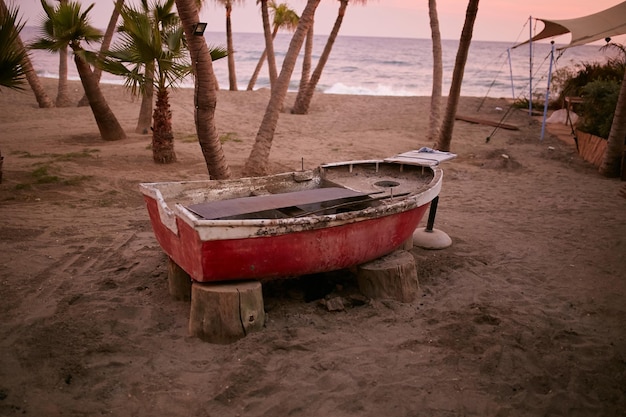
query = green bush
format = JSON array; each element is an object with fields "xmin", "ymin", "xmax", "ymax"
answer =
[
  {"xmin": 556, "ymin": 59, "xmax": 625, "ymax": 104},
  {"xmin": 578, "ymin": 79, "xmax": 620, "ymax": 138},
  {"xmin": 553, "ymin": 45, "xmax": 625, "ymax": 139}
]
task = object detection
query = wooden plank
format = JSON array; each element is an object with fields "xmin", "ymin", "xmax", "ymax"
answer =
[
  {"xmin": 187, "ymin": 187, "xmax": 367, "ymax": 220},
  {"xmin": 455, "ymin": 114, "xmax": 519, "ymax": 130}
]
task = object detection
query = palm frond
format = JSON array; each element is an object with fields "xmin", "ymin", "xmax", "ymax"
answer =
[
  {"xmin": 102, "ymin": 0, "xmax": 193, "ymax": 93},
  {"xmin": 0, "ymin": 4, "xmax": 27, "ymax": 90},
  {"xmin": 31, "ymin": 0, "xmax": 102, "ymax": 52},
  {"xmin": 208, "ymin": 44, "xmax": 228, "ymax": 61}
]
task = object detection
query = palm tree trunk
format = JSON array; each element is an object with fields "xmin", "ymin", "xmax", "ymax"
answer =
[
  {"xmin": 599, "ymin": 68, "xmax": 626, "ymax": 177},
  {"xmin": 243, "ymin": 0, "xmax": 321, "ymax": 177},
  {"xmin": 0, "ymin": 0, "xmax": 53, "ymax": 108},
  {"xmin": 225, "ymin": 4, "xmax": 238, "ymax": 91},
  {"xmin": 152, "ymin": 87, "xmax": 176, "ymax": 163},
  {"xmin": 298, "ymin": 25, "xmax": 314, "ymax": 95},
  {"xmin": 78, "ymin": 0, "xmax": 123, "ymax": 106},
  {"xmin": 21, "ymin": 50, "xmax": 54, "ymax": 108},
  {"xmin": 136, "ymin": 62, "xmax": 154, "ymax": 133},
  {"xmin": 55, "ymin": 0, "xmax": 71, "ymax": 107},
  {"xmin": 260, "ymin": 0, "xmax": 278, "ymax": 88},
  {"xmin": 56, "ymin": 47, "xmax": 72, "ymax": 106},
  {"xmin": 247, "ymin": 27, "xmax": 279, "ymax": 91},
  {"xmin": 435, "ymin": 0, "xmax": 479, "ymax": 152},
  {"xmin": 175, "ymin": 0, "xmax": 230, "ymax": 179},
  {"xmin": 428, "ymin": 0, "xmax": 443, "ymax": 144},
  {"xmin": 291, "ymin": 0, "xmax": 347, "ymax": 115},
  {"xmin": 73, "ymin": 51, "xmax": 126, "ymax": 141},
  {"xmin": 247, "ymin": 49, "xmax": 268, "ymax": 91}
]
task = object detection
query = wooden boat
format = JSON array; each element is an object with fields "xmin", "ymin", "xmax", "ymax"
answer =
[{"xmin": 140, "ymin": 157, "xmax": 444, "ymax": 282}]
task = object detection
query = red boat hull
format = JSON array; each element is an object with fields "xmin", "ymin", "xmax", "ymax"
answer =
[{"xmin": 144, "ymin": 196, "xmax": 429, "ymax": 282}]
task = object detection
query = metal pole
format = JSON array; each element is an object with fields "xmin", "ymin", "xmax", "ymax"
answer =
[
  {"xmin": 540, "ymin": 41, "xmax": 555, "ymax": 141},
  {"xmin": 507, "ymin": 48, "xmax": 515, "ymax": 99},
  {"xmin": 529, "ymin": 16, "xmax": 533, "ymax": 116},
  {"xmin": 425, "ymin": 196, "xmax": 439, "ymax": 232}
]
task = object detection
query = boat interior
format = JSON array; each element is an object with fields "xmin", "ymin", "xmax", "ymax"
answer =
[{"xmin": 183, "ymin": 162, "xmax": 435, "ymax": 221}]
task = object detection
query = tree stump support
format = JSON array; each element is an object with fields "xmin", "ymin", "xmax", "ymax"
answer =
[
  {"xmin": 189, "ymin": 280, "xmax": 265, "ymax": 344},
  {"xmin": 167, "ymin": 257, "xmax": 192, "ymax": 301},
  {"xmin": 356, "ymin": 250, "xmax": 419, "ymax": 303}
]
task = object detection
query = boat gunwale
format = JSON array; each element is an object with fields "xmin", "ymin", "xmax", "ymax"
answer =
[{"xmin": 139, "ymin": 160, "xmax": 443, "ymax": 236}]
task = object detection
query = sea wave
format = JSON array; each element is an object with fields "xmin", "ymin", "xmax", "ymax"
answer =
[{"xmin": 324, "ymin": 82, "xmax": 415, "ymax": 97}]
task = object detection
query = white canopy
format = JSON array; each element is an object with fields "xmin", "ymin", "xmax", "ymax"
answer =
[{"xmin": 515, "ymin": 1, "xmax": 626, "ymax": 48}]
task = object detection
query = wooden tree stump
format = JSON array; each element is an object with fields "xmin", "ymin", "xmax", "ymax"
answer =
[
  {"xmin": 401, "ymin": 235, "xmax": 413, "ymax": 250},
  {"xmin": 357, "ymin": 250, "xmax": 419, "ymax": 303},
  {"xmin": 167, "ymin": 257, "xmax": 191, "ymax": 301},
  {"xmin": 189, "ymin": 281, "xmax": 265, "ymax": 344}
]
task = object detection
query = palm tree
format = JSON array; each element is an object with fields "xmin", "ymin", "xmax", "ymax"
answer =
[
  {"xmin": 297, "ymin": 24, "xmax": 313, "ymax": 97},
  {"xmin": 247, "ymin": 1, "xmax": 298, "ymax": 91},
  {"xmin": 115, "ymin": 0, "xmax": 177, "ymax": 135},
  {"xmin": 52, "ymin": 0, "xmax": 73, "ymax": 107},
  {"xmin": 598, "ymin": 43, "xmax": 626, "ymax": 177},
  {"xmin": 77, "ymin": 0, "xmax": 124, "ymax": 107},
  {"xmin": 291, "ymin": 0, "xmax": 365, "ymax": 115},
  {"xmin": 32, "ymin": 0, "xmax": 126, "ymax": 141},
  {"xmin": 215, "ymin": 0, "xmax": 243, "ymax": 91},
  {"xmin": 428, "ymin": 0, "xmax": 442, "ymax": 144},
  {"xmin": 599, "ymin": 67, "xmax": 626, "ymax": 177},
  {"xmin": 435, "ymin": 0, "xmax": 479, "ymax": 152},
  {"xmin": 175, "ymin": 0, "xmax": 231, "ymax": 179},
  {"xmin": 0, "ymin": 0, "xmax": 54, "ymax": 107},
  {"xmin": 0, "ymin": 2, "xmax": 27, "ymax": 90},
  {"xmin": 101, "ymin": 0, "xmax": 191, "ymax": 163},
  {"xmin": 0, "ymin": 1, "xmax": 25, "ymax": 182},
  {"xmin": 53, "ymin": 0, "xmax": 73, "ymax": 107},
  {"xmin": 243, "ymin": 0, "xmax": 321, "ymax": 176},
  {"xmin": 257, "ymin": 0, "xmax": 275, "ymax": 88}
]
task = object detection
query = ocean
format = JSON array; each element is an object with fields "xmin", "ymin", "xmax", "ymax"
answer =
[{"xmin": 20, "ymin": 27, "xmax": 617, "ymax": 99}]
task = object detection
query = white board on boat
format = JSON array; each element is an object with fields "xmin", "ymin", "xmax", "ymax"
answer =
[{"xmin": 385, "ymin": 149, "xmax": 457, "ymax": 167}]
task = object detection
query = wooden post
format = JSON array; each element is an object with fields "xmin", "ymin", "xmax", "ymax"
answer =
[
  {"xmin": 167, "ymin": 257, "xmax": 192, "ymax": 301},
  {"xmin": 401, "ymin": 236, "xmax": 413, "ymax": 250},
  {"xmin": 356, "ymin": 250, "xmax": 419, "ymax": 303},
  {"xmin": 189, "ymin": 281, "xmax": 265, "ymax": 344}
]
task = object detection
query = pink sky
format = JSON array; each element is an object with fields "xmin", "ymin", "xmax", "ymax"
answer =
[{"xmin": 16, "ymin": 0, "xmax": 626, "ymax": 44}]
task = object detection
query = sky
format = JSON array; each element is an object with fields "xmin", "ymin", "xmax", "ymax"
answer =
[{"xmin": 14, "ymin": 0, "xmax": 626, "ymax": 44}]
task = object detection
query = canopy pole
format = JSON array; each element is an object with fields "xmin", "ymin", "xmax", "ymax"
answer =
[
  {"xmin": 507, "ymin": 48, "xmax": 515, "ymax": 99},
  {"xmin": 529, "ymin": 16, "xmax": 533, "ymax": 115},
  {"xmin": 540, "ymin": 41, "xmax": 556, "ymax": 141}
]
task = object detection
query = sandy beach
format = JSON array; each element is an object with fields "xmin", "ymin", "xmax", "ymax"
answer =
[{"xmin": 1, "ymin": 78, "xmax": 625, "ymax": 416}]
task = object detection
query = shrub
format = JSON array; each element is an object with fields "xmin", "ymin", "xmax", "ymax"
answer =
[
  {"xmin": 578, "ymin": 79, "xmax": 620, "ymax": 138},
  {"xmin": 553, "ymin": 45, "xmax": 625, "ymax": 139}
]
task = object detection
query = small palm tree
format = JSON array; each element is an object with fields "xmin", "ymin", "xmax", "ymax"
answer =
[
  {"xmin": 0, "ymin": 0, "xmax": 53, "ymax": 106},
  {"xmin": 100, "ymin": 0, "xmax": 192, "ymax": 163},
  {"xmin": 215, "ymin": 0, "xmax": 244, "ymax": 91},
  {"xmin": 291, "ymin": 0, "xmax": 366, "ymax": 115},
  {"xmin": 243, "ymin": 0, "xmax": 321, "ymax": 176},
  {"xmin": 247, "ymin": 1, "xmax": 298, "ymax": 91},
  {"xmin": 0, "ymin": 3, "xmax": 27, "ymax": 90},
  {"xmin": 31, "ymin": 0, "xmax": 126, "ymax": 141},
  {"xmin": 54, "ymin": 0, "xmax": 72, "ymax": 107}
]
